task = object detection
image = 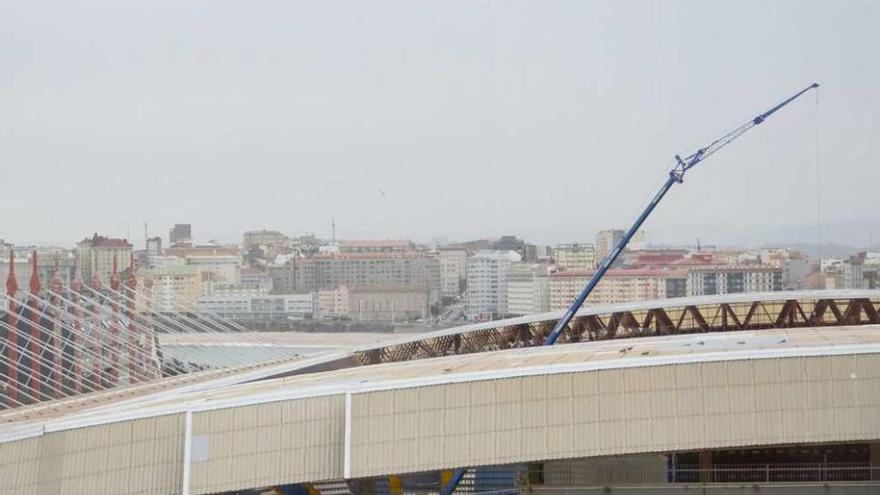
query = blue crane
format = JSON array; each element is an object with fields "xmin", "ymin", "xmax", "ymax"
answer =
[
  {"xmin": 439, "ymin": 82, "xmax": 818, "ymax": 495},
  {"xmin": 542, "ymin": 82, "xmax": 818, "ymax": 345}
]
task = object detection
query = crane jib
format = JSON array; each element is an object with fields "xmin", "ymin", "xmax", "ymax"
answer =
[{"xmin": 541, "ymin": 82, "xmax": 818, "ymax": 347}]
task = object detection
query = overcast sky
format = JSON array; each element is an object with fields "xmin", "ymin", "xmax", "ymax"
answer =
[{"xmin": 1, "ymin": 1, "xmax": 878, "ymax": 248}]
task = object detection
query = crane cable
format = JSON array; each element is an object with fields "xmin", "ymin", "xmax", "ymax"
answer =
[{"xmin": 814, "ymin": 86, "xmax": 823, "ymax": 283}]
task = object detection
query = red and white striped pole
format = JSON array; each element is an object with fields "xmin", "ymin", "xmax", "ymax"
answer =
[
  {"xmin": 71, "ymin": 261, "xmax": 83, "ymax": 394},
  {"xmin": 143, "ymin": 275, "xmax": 158, "ymax": 378},
  {"xmin": 6, "ymin": 249, "xmax": 19, "ymax": 403},
  {"xmin": 28, "ymin": 250, "xmax": 42, "ymax": 399},
  {"xmin": 109, "ymin": 255, "xmax": 121, "ymax": 386},
  {"xmin": 126, "ymin": 257, "xmax": 139, "ymax": 383},
  {"xmin": 89, "ymin": 272, "xmax": 104, "ymax": 389},
  {"xmin": 50, "ymin": 258, "xmax": 64, "ymax": 397}
]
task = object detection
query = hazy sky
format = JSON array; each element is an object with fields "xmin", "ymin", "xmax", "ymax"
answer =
[{"xmin": 2, "ymin": 1, "xmax": 878, "ymax": 248}]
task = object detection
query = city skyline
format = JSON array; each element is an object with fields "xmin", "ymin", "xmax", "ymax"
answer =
[{"xmin": 2, "ymin": 1, "xmax": 879, "ymax": 248}]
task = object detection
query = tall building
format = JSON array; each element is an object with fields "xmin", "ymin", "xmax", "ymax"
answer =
[
  {"xmin": 860, "ymin": 252, "xmax": 880, "ymax": 289},
  {"xmin": 629, "ymin": 230, "xmax": 647, "ymax": 251},
  {"xmin": 687, "ymin": 266, "xmax": 782, "ymax": 296},
  {"xmin": 506, "ymin": 263, "xmax": 551, "ymax": 316},
  {"xmin": 553, "ymin": 243, "xmax": 596, "ymax": 271},
  {"xmin": 169, "ymin": 224, "xmax": 192, "ymax": 244},
  {"xmin": 822, "ymin": 257, "xmax": 866, "ymax": 290},
  {"xmin": 760, "ymin": 248, "xmax": 810, "ymax": 289},
  {"xmin": 595, "ymin": 229, "xmax": 624, "ymax": 262},
  {"xmin": 595, "ymin": 229, "xmax": 624, "ymax": 263},
  {"xmin": 549, "ymin": 269, "xmax": 687, "ymax": 310},
  {"xmin": 438, "ymin": 247, "xmax": 468, "ymax": 299},
  {"xmin": 466, "ymin": 250, "xmax": 521, "ymax": 321},
  {"xmin": 146, "ymin": 237, "xmax": 163, "ymax": 256},
  {"xmin": 75, "ymin": 234, "xmax": 133, "ymax": 285}
]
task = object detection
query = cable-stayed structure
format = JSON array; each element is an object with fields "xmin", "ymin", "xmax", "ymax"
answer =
[{"xmin": 0, "ymin": 249, "xmax": 302, "ymax": 411}]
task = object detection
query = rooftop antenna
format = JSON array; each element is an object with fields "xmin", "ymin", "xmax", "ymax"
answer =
[{"xmin": 332, "ymin": 217, "xmax": 337, "ymax": 244}]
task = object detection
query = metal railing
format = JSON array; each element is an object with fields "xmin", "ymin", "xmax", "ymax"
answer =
[
  {"xmin": 534, "ymin": 463, "xmax": 880, "ymax": 486},
  {"xmin": 670, "ymin": 463, "xmax": 880, "ymax": 484}
]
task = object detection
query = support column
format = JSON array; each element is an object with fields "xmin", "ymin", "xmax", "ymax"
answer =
[{"xmin": 698, "ymin": 451, "xmax": 712, "ymax": 483}]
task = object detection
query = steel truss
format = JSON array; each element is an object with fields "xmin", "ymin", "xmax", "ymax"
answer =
[{"xmin": 355, "ymin": 296, "xmax": 880, "ymax": 366}]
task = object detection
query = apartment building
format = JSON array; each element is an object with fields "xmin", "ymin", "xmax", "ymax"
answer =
[
  {"xmin": 466, "ymin": 250, "xmax": 521, "ymax": 321},
  {"xmin": 318, "ymin": 286, "xmax": 350, "ymax": 319},
  {"xmin": 270, "ymin": 253, "xmax": 440, "ymax": 304},
  {"xmin": 506, "ymin": 263, "xmax": 551, "ymax": 316},
  {"xmin": 687, "ymin": 265, "xmax": 783, "ymax": 295},
  {"xmin": 549, "ymin": 269, "xmax": 687, "ymax": 311},
  {"xmin": 75, "ymin": 234, "xmax": 133, "ymax": 285},
  {"xmin": 143, "ymin": 266, "xmax": 202, "ymax": 312},
  {"xmin": 553, "ymin": 243, "xmax": 595, "ymax": 271},
  {"xmin": 438, "ymin": 247, "xmax": 468, "ymax": 299}
]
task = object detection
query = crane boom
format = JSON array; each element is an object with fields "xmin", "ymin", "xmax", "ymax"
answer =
[
  {"xmin": 542, "ymin": 82, "xmax": 818, "ymax": 346},
  {"xmin": 439, "ymin": 83, "xmax": 818, "ymax": 495}
]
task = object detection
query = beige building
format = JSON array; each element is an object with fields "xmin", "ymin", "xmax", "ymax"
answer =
[
  {"xmin": 595, "ymin": 229, "xmax": 646, "ymax": 265},
  {"xmin": 438, "ymin": 247, "xmax": 468, "ymax": 299},
  {"xmin": 75, "ymin": 234, "xmax": 133, "ymax": 285},
  {"xmin": 506, "ymin": 263, "xmax": 551, "ymax": 316},
  {"xmin": 318, "ymin": 285, "xmax": 350, "ymax": 319},
  {"xmin": 595, "ymin": 229, "xmax": 624, "ymax": 263},
  {"xmin": 550, "ymin": 269, "xmax": 687, "ymax": 310},
  {"xmin": 271, "ymin": 253, "xmax": 440, "ymax": 305},
  {"xmin": 184, "ymin": 254, "xmax": 241, "ymax": 288},
  {"xmin": 348, "ymin": 287, "xmax": 429, "ymax": 322},
  {"xmin": 142, "ymin": 266, "xmax": 202, "ymax": 312},
  {"xmin": 553, "ymin": 243, "xmax": 596, "ymax": 271}
]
